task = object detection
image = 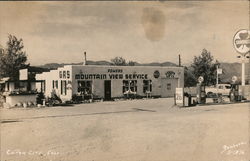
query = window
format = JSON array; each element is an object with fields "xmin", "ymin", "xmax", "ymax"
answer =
[
  {"xmin": 61, "ymin": 80, "xmax": 67, "ymax": 95},
  {"xmin": 19, "ymin": 82, "xmax": 27, "ymax": 91},
  {"xmin": 40, "ymin": 81, "xmax": 46, "ymax": 93},
  {"xmin": 167, "ymin": 83, "xmax": 171, "ymax": 90},
  {"xmin": 77, "ymin": 81, "xmax": 92, "ymax": 95},
  {"xmin": 123, "ymin": 80, "xmax": 137, "ymax": 93},
  {"xmin": 52, "ymin": 80, "xmax": 58, "ymax": 89},
  {"xmin": 143, "ymin": 80, "xmax": 152, "ymax": 93},
  {"xmin": 7, "ymin": 82, "xmax": 9, "ymax": 91},
  {"xmin": 14, "ymin": 82, "xmax": 20, "ymax": 89}
]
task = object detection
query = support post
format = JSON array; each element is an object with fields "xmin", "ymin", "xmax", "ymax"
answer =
[
  {"xmin": 216, "ymin": 65, "xmax": 219, "ymax": 86},
  {"xmin": 242, "ymin": 57, "xmax": 245, "ymax": 86}
]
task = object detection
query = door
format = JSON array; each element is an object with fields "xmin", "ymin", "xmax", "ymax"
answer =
[
  {"xmin": 161, "ymin": 78, "xmax": 178, "ymax": 97},
  {"xmin": 104, "ymin": 80, "xmax": 111, "ymax": 100}
]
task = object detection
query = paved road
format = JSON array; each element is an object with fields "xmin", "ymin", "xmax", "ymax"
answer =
[{"xmin": 1, "ymin": 98, "xmax": 249, "ymax": 161}]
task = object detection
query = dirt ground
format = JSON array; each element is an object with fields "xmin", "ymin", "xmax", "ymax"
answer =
[{"xmin": 0, "ymin": 98, "xmax": 249, "ymax": 161}]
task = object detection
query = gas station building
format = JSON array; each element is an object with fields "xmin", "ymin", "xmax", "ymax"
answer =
[{"xmin": 36, "ymin": 65, "xmax": 184, "ymax": 102}]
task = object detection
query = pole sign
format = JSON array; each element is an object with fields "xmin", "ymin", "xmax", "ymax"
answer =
[
  {"xmin": 19, "ymin": 69, "xmax": 28, "ymax": 80},
  {"xmin": 233, "ymin": 29, "xmax": 250, "ymax": 56},
  {"xmin": 217, "ymin": 68, "xmax": 222, "ymax": 74},
  {"xmin": 175, "ymin": 88, "xmax": 184, "ymax": 105}
]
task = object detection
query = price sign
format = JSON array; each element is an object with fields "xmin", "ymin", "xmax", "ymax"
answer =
[{"xmin": 175, "ymin": 88, "xmax": 184, "ymax": 105}]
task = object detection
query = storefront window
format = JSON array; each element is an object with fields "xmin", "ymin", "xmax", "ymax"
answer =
[
  {"xmin": 123, "ymin": 80, "xmax": 137, "ymax": 93},
  {"xmin": 143, "ymin": 80, "xmax": 152, "ymax": 93},
  {"xmin": 61, "ymin": 80, "xmax": 67, "ymax": 95},
  {"xmin": 40, "ymin": 81, "xmax": 46, "ymax": 93},
  {"xmin": 77, "ymin": 81, "xmax": 92, "ymax": 95}
]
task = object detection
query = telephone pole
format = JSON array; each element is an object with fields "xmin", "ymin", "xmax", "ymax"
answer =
[{"xmin": 178, "ymin": 54, "xmax": 181, "ymax": 67}]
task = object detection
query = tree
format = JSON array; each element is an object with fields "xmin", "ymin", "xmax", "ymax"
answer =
[
  {"xmin": 191, "ymin": 49, "xmax": 219, "ymax": 86},
  {"xmin": 110, "ymin": 57, "xmax": 127, "ymax": 66},
  {"xmin": 127, "ymin": 61, "xmax": 136, "ymax": 66},
  {"xmin": 184, "ymin": 66, "xmax": 197, "ymax": 87},
  {"xmin": 0, "ymin": 35, "xmax": 29, "ymax": 80}
]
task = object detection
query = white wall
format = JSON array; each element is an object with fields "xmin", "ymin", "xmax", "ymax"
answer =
[
  {"xmin": 72, "ymin": 65, "xmax": 184, "ymax": 99},
  {"xmin": 6, "ymin": 95, "xmax": 37, "ymax": 107},
  {"xmin": 36, "ymin": 65, "xmax": 184, "ymax": 101},
  {"xmin": 36, "ymin": 66, "xmax": 73, "ymax": 102}
]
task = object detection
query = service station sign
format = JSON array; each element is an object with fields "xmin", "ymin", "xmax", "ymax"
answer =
[{"xmin": 233, "ymin": 29, "xmax": 250, "ymax": 55}]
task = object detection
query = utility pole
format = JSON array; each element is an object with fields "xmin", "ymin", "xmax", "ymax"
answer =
[
  {"xmin": 178, "ymin": 54, "xmax": 181, "ymax": 67},
  {"xmin": 216, "ymin": 65, "xmax": 219, "ymax": 86}
]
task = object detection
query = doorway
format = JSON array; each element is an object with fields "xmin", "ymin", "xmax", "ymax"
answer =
[
  {"xmin": 161, "ymin": 78, "xmax": 178, "ymax": 97},
  {"xmin": 104, "ymin": 80, "xmax": 111, "ymax": 100}
]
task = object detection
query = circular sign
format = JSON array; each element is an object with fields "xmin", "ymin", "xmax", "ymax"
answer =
[
  {"xmin": 153, "ymin": 70, "xmax": 160, "ymax": 79},
  {"xmin": 198, "ymin": 76, "xmax": 204, "ymax": 83},
  {"xmin": 232, "ymin": 76, "xmax": 237, "ymax": 83},
  {"xmin": 233, "ymin": 29, "xmax": 250, "ymax": 55}
]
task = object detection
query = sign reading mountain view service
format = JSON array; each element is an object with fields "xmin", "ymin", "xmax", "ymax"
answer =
[
  {"xmin": 75, "ymin": 73, "xmax": 148, "ymax": 80},
  {"xmin": 74, "ymin": 69, "xmax": 179, "ymax": 80},
  {"xmin": 233, "ymin": 29, "xmax": 250, "ymax": 55}
]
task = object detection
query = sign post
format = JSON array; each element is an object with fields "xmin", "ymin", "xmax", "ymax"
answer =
[
  {"xmin": 216, "ymin": 66, "xmax": 222, "ymax": 86},
  {"xmin": 233, "ymin": 29, "xmax": 250, "ymax": 86}
]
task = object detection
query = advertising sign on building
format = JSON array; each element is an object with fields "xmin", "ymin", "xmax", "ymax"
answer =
[
  {"xmin": 175, "ymin": 88, "xmax": 184, "ymax": 105},
  {"xmin": 19, "ymin": 69, "xmax": 28, "ymax": 80}
]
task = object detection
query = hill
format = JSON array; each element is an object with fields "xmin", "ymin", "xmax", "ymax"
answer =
[
  {"xmin": 38, "ymin": 61, "xmax": 178, "ymax": 69},
  {"xmin": 220, "ymin": 62, "xmax": 249, "ymax": 83}
]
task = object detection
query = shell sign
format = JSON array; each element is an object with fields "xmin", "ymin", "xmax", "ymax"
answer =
[{"xmin": 233, "ymin": 29, "xmax": 250, "ymax": 56}]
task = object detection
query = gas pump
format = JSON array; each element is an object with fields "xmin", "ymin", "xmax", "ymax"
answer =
[
  {"xmin": 229, "ymin": 76, "xmax": 241, "ymax": 102},
  {"xmin": 196, "ymin": 76, "xmax": 206, "ymax": 104}
]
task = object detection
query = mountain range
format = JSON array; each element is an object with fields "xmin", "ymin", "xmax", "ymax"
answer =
[{"xmin": 38, "ymin": 60, "xmax": 178, "ymax": 69}]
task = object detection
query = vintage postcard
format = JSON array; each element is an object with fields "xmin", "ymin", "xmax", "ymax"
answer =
[{"xmin": 0, "ymin": 1, "xmax": 249, "ymax": 161}]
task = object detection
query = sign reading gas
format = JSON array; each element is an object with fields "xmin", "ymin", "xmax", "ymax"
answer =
[{"xmin": 59, "ymin": 70, "xmax": 70, "ymax": 79}]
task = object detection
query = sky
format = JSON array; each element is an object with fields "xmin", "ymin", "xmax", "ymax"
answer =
[{"xmin": 0, "ymin": 1, "xmax": 249, "ymax": 66}]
